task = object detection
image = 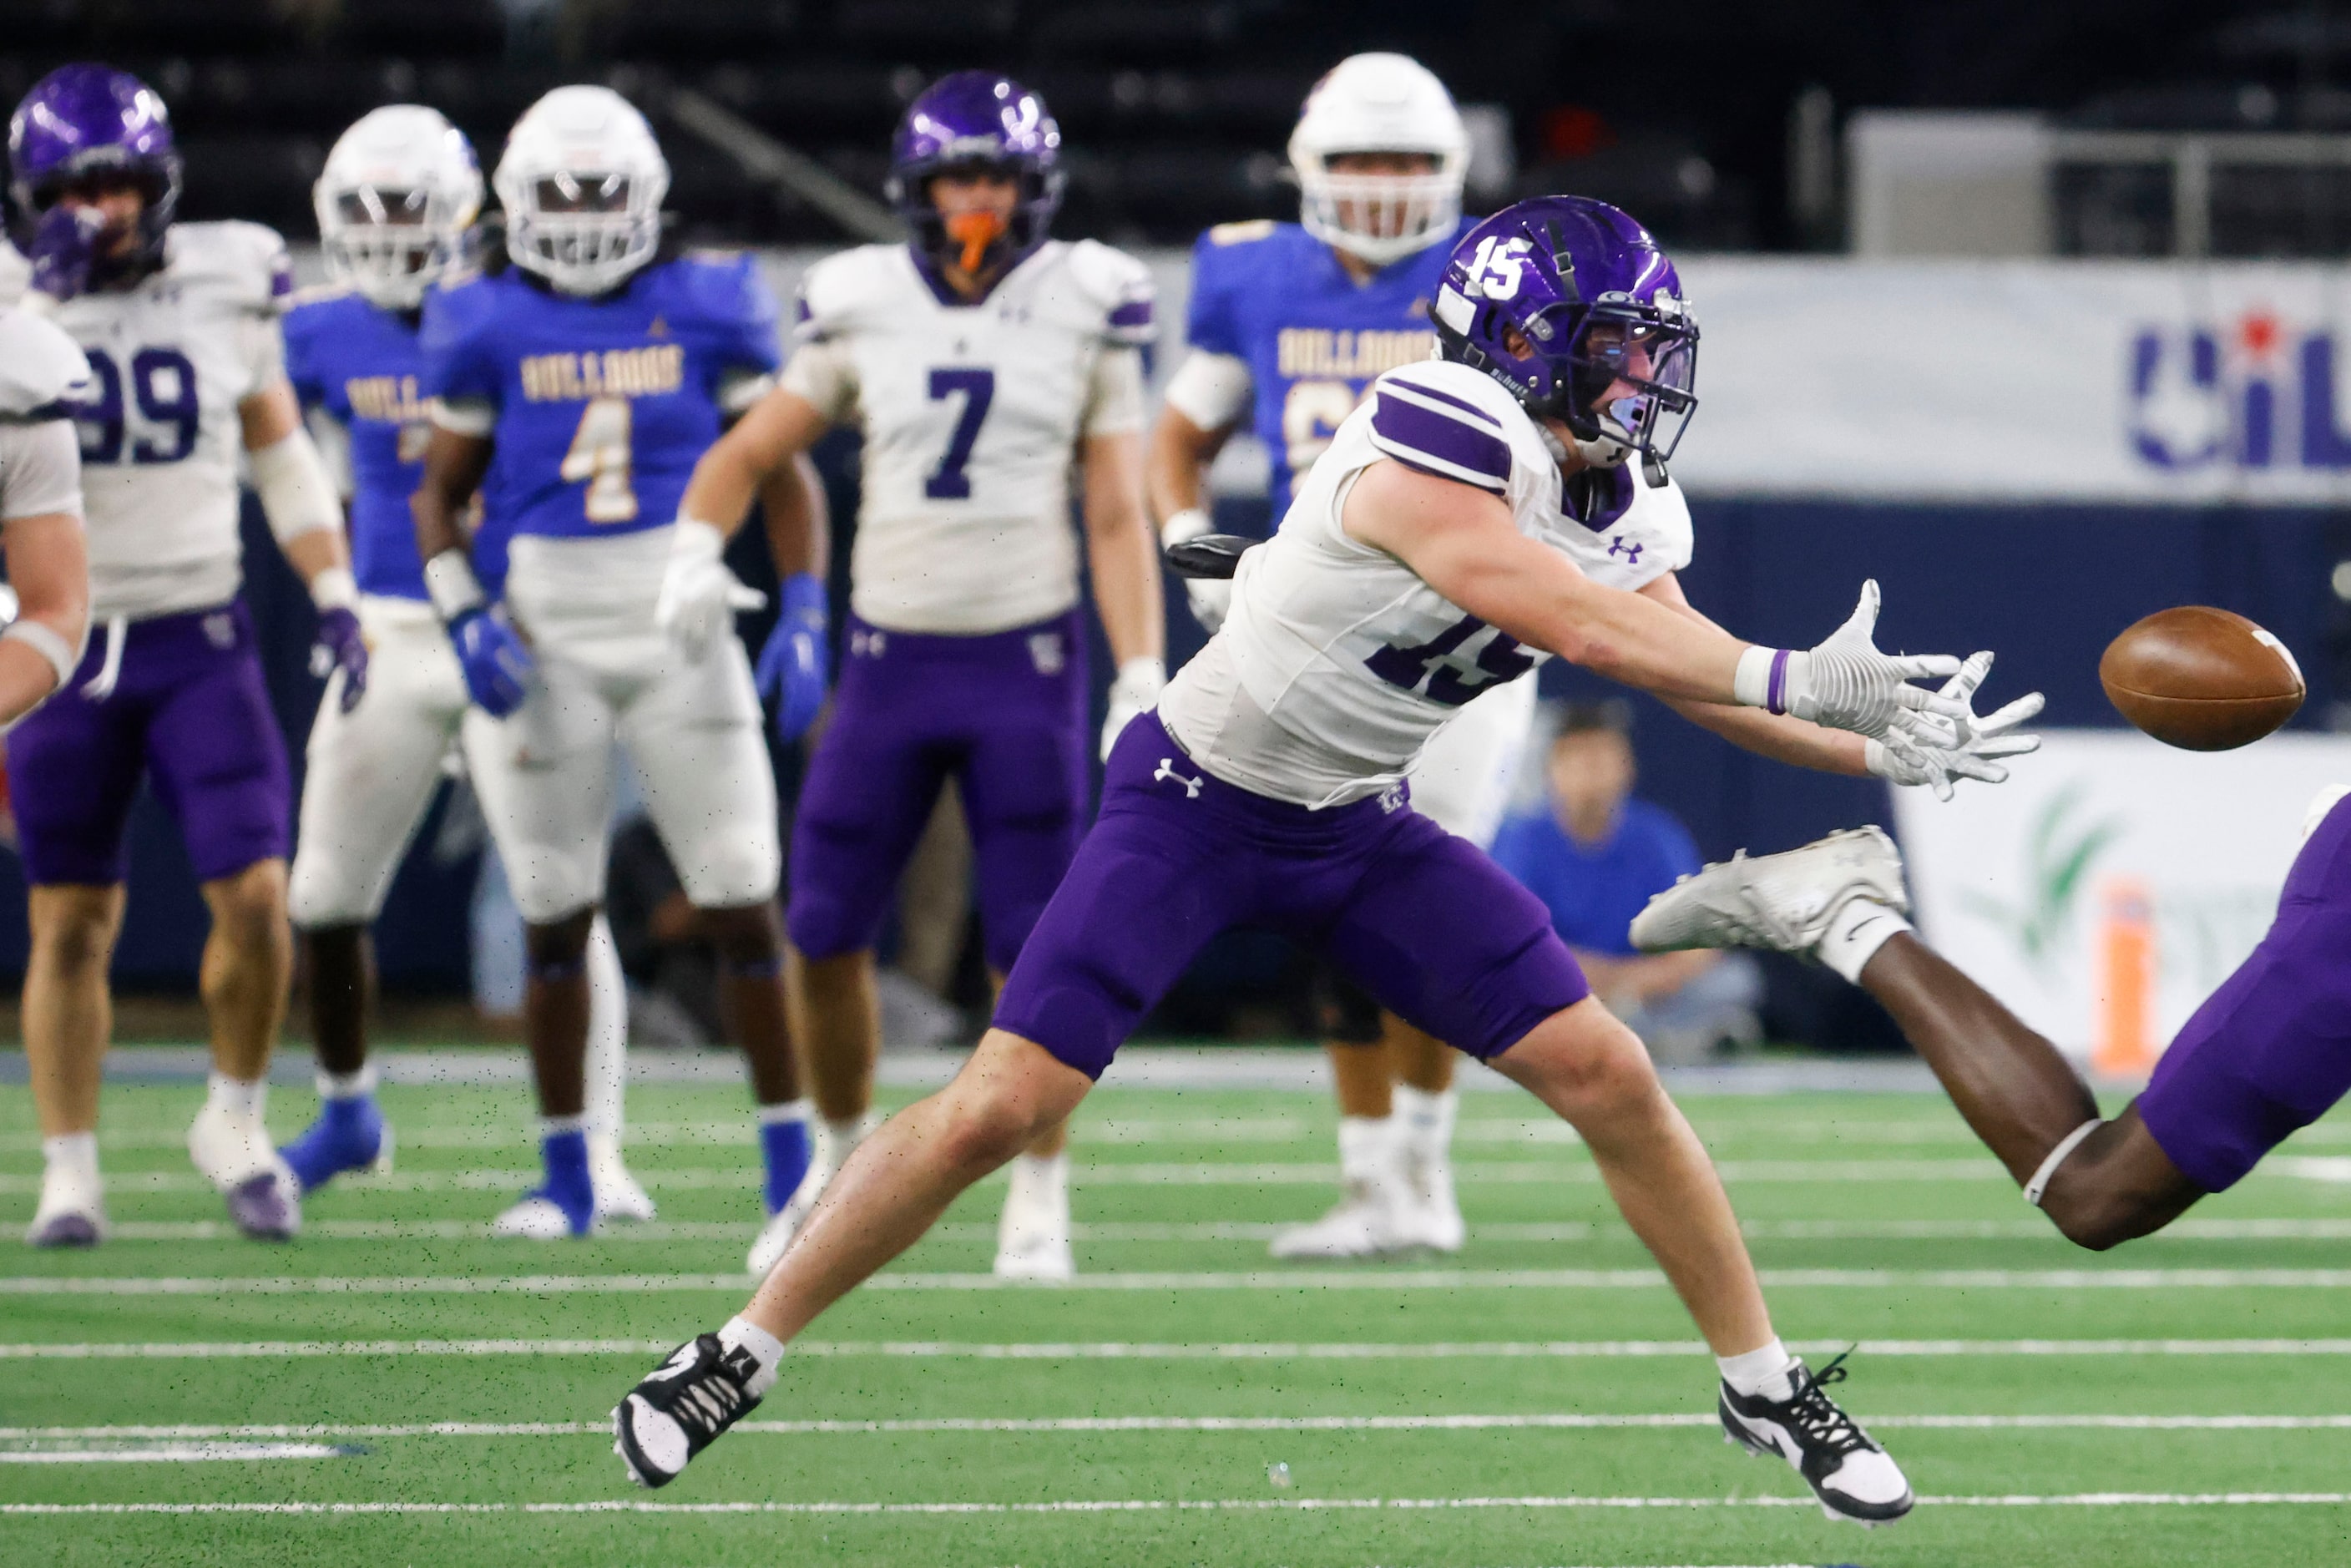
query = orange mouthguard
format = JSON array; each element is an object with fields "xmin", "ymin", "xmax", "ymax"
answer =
[{"xmin": 945, "ymin": 210, "xmax": 1006, "ymax": 272}]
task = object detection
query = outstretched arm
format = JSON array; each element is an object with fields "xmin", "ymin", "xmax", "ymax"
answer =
[
  {"xmin": 679, "ymin": 387, "xmax": 831, "ymax": 539},
  {"xmin": 1640, "ymin": 573, "xmax": 1870, "ymax": 776}
]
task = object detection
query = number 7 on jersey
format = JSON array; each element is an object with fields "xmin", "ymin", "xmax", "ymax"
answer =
[{"xmin": 924, "ymin": 368, "xmax": 993, "ymax": 500}]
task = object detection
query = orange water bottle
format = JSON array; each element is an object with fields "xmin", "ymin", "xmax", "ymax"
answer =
[{"xmin": 2093, "ymin": 876, "xmax": 2158, "ymax": 1076}]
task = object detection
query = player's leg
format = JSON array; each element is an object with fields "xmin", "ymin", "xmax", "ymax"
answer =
[
  {"xmin": 1628, "ymin": 827, "xmax": 2221, "ymax": 1249},
  {"xmin": 1271, "ymin": 974, "xmax": 1413, "ymax": 1260},
  {"xmin": 614, "ymin": 724, "xmax": 1241, "ymax": 1485},
  {"xmin": 581, "ymin": 912, "xmax": 656, "ymax": 1222},
  {"xmin": 144, "ymin": 606, "xmax": 302, "ymax": 1241},
  {"xmin": 1322, "ymin": 817, "xmax": 1911, "ymax": 1524},
  {"xmin": 7, "ymin": 664, "xmax": 143, "ymax": 1247},
  {"xmin": 620, "ymin": 637, "xmax": 813, "ymax": 1267},
  {"xmin": 282, "ymin": 613, "xmax": 464, "ymax": 1190},
  {"xmin": 956, "ymin": 620, "xmax": 1092, "ymax": 1279},
  {"xmin": 783, "ymin": 638, "xmax": 954, "ymax": 1226},
  {"xmin": 461, "ymin": 667, "xmax": 619, "ymax": 1238}
]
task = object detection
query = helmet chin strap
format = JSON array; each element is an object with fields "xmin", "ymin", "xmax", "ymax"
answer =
[{"xmin": 1571, "ymin": 431, "xmax": 1634, "ymax": 468}]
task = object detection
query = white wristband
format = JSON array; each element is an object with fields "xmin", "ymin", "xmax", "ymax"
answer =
[
  {"xmin": 1113, "ymin": 655, "xmax": 1167, "ymax": 701},
  {"xmin": 247, "ymin": 430, "xmax": 343, "ymax": 545},
  {"xmin": 309, "ymin": 565, "xmax": 357, "ymax": 612},
  {"xmin": 423, "ymin": 550, "xmax": 485, "ymax": 621},
  {"xmin": 1733, "ymin": 645, "xmax": 1797, "ymax": 714},
  {"xmin": 1160, "ymin": 507, "xmax": 1212, "ymax": 547},
  {"xmin": 674, "ymin": 516, "xmax": 727, "ymax": 556},
  {"xmin": 3, "ymin": 617, "xmax": 79, "ymax": 690}
]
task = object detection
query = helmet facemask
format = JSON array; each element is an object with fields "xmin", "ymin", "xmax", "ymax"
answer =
[
  {"xmin": 503, "ymin": 168, "xmax": 662, "ymax": 296},
  {"xmin": 1296, "ymin": 151, "xmax": 1464, "ymax": 267},
  {"xmin": 320, "ymin": 183, "xmax": 472, "ymax": 310},
  {"xmin": 892, "ymin": 153, "xmax": 1062, "ymax": 281}
]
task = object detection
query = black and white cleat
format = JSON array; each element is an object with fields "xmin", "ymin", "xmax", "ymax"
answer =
[
  {"xmin": 1718, "ymin": 1351, "xmax": 1914, "ymax": 1525},
  {"xmin": 612, "ymin": 1333, "xmax": 765, "ymax": 1489}
]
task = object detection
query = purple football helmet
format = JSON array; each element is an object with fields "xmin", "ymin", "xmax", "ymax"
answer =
[
  {"xmin": 1432, "ymin": 196, "xmax": 1698, "ymax": 468},
  {"xmin": 8, "ymin": 63, "xmax": 181, "ymax": 272},
  {"xmin": 885, "ymin": 71, "xmax": 1063, "ymax": 277}
]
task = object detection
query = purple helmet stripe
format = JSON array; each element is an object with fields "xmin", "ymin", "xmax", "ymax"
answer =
[{"xmin": 1369, "ymin": 391, "xmax": 1512, "ymax": 492}]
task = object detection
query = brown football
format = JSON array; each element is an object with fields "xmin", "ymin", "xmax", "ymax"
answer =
[{"xmin": 2100, "ymin": 606, "xmax": 2305, "ymax": 751}]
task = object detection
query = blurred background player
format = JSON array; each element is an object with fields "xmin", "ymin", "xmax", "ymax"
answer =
[
  {"xmin": 675, "ymin": 71, "xmax": 1164, "ymax": 1280},
  {"xmin": 277, "ymin": 105, "xmax": 650, "ymax": 1221},
  {"xmin": 8, "ymin": 65, "xmax": 368, "ymax": 1247},
  {"xmin": 1148, "ymin": 53, "xmax": 1536, "ymax": 1257},
  {"xmin": 1492, "ymin": 701, "xmax": 1762, "ymax": 1062},
  {"xmin": 412, "ymin": 85, "xmax": 814, "ymax": 1243},
  {"xmin": 1, "ymin": 301, "xmax": 95, "ymax": 1240}
]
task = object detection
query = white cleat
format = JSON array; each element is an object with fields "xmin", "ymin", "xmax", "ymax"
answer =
[
  {"xmin": 745, "ymin": 1157, "xmax": 830, "ymax": 1278},
  {"xmin": 1393, "ymin": 1151, "xmax": 1465, "ymax": 1253},
  {"xmin": 1631, "ymin": 826, "xmax": 1910, "ymax": 957},
  {"xmin": 492, "ymin": 1195, "xmax": 590, "ymax": 1240},
  {"xmin": 1269, "ymin": 1179, "xmax": 1410, "ymax": 1260},
  {"xmin": 24, "ymin": 1166, "xmax": 108, "ymax": 1248},
  {"xmin": 187, "ymin": 1105, "xmax": 301, "ymax": 1242},
  {"xmin": 993, "ymin": 1154, "xmax": 1074, "ymax": 1281},
  {"xmin": 588, "ymin": 1133, "xmax": 658, "ymax": 1224}
]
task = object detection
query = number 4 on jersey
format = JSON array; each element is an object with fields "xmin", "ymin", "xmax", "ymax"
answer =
[
  {"xmin": 562, "ymin": 395, "xmax": 637, "ymax": 524},
  {"xmin": 1364, "ymin": 612, "xmax": 1534, "ymax": 706}
]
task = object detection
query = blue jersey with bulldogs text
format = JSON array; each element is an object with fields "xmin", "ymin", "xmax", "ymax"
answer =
[
  {"xmin": 283, "ymin": 286, "xmax": 450, "ymax": 600},
  {"xmin": 1185, "ymin": 215, "xmax": 1478, "ymax": 518},
  {"xmin": 418, "ymin": 250, "xmax": 781, "ymax": 544}
]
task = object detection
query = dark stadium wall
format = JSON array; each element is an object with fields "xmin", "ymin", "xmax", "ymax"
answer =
[{"xmin": 0, "ymin": 493, "xmax": 2338, "ymax": 998}]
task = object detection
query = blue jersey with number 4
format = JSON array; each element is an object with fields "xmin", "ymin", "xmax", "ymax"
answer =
[
  {"xmin": 283, "ymin": 286, "xmax": 442, "ymax": 600},
  {"xmin": 1185, "ymin": 216, "xmax": 1477, "ymax": 518},
  {"xmin": 418, "ymin": 251, "xmax": 781, "ymax": 544}
]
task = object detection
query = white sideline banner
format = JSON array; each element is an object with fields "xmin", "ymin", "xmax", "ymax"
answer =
[{"xmin": 1890, "ymin": 731, "xmax": 2351, "ymax": 1060}]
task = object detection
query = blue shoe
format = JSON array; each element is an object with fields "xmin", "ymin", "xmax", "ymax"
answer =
[
  {"xmin": 280, "ymin": 1095, "xmax": 393, "ymax": 1194},
  {"xmin": 493, "ymin": 1129, "xmax": 595, "ymax": 1238}
]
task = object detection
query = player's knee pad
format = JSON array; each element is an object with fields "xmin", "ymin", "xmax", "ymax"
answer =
[
  {"xmin": 671, "ymin": 826, "xmax": 780, "ymax": 914},
  {"xmin": 503, "ymin": 844, "xmax": 605, "ymax": 927}
]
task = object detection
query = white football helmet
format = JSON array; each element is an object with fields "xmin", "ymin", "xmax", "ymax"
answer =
[
  {"xmin": 1290, "ymin": 53, "xmax": 1469, "ymax": 267},
  {"xmin": 495, "ymin": 84, "xmax": 669, "ymax": 296},
  {"xmin": 315, "ymin": 105, "xmax": 482, "ymax": 310}
]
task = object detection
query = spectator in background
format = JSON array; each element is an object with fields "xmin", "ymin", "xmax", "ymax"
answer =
[{"xmin": 1490, "ymin": 702, "xmax": 1762, "ymax": 1064}]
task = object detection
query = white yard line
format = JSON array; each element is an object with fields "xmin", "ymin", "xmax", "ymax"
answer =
[
  {"xmin": 4, "ymin": 1493, "xmax": 2348, "ymax": 1515},
  {"xmin": 0, "ymin": 1442, "xmax": 351, "ymax": 1463},
  {"xmin": 13, "ymin": 1266, "xmax": 2351, "ymax": 1296},
  {"xmin": 13, "ymin": 1414, "xmax": 2351, "ymax": 1440},
  {"xmin": 11, "ymin": 1336, "xmax": 2351, "ymax": 1361}
]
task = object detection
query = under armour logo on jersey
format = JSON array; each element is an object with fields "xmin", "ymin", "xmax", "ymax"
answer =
[
  {"xmin": 1154, "ymin": 759, "xmax": 1203, "ymax": 798},
  {"xmin": 1607, "ymin": 538, "xmax": 1644, "ymax": 565}
]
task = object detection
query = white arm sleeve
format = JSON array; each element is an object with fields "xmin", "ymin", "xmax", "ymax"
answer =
[
  {"xmin": 431, "ymin": 397, "xmax": 497, "ymax": 438},
  {"xmin": 247, "ymin": 428, "xmax": 342, "ymax": 544},
  {"xmin": 776, "ymin": 337, "xmax": 858, "ymax": 423},
  {"xmin": 240, "ymin": 315, "xmax": 289, "ymax": 399},
  {"xmin": 0, "ymin": 420, "xmax": 83, "ymax": 521},
  {"xmin": 1162, "ymin": 350, "xmax": 1253, "ymax": 432},
  {"xmin": 304, "ymin": 407, "xmax": 356, "ymax": 503},
  {"xmin": 1081, "ymin": 346, "xmax": 1149, "ymax": 438}
]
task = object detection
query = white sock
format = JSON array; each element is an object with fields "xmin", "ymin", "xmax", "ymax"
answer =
[
  {"xmin": 1008, "ymin": 1150, "xmax": 1069, "ymax": 1198},
  {"xmin": 1718, "ymin": 1338, "xmax": 1799, "ymax": 1402},
  {"xmin": 317, "ymin": 1065, "xmax": 377, "ymax": 1101},
  {"xmin": 1818, "ymin": 897, "xmax": 1912, "ymax": 985},
  {"xmin": 1335, "ymin": 1115, "xmax": 1395, "ymax": 1185},
  {"xmin": 759, "ymin": 1099, "xmax": 812, "ymax": 1128},
  {"xmin": 817, "ymin": 1113, "xmax": 869, "ymax": 1172},
  {"xmin": 1391, "ymin": 1085, "xmax": 1456, "ymax": 1161},
  {"xmin": 542, "ymin": 1112, "xmax": 589, "ymax": 1137},
  {"xmin": 205, "ymin": 1072, "xmax": 267, "ymax": 1124},
  {"xmin": 43, "ymin": 1131, "xmax": 99, "ymax": 1191},
  {"xmin": 716, "ymin": 1314, "xmax": 785, "ymax": 1400}
]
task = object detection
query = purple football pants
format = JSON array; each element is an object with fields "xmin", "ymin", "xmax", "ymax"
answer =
[
  {"xmin": 787, "ymin": 610, "xmax": 1089, "ymax": 974},
  {"xmin": 7, "ymin": 602, "xmax": 291, "ymax": 887},
  {"xmin": 2138, "ymin": 792, "xmax": 2351, "ymax": 1191},
  {"xmin": 993, "ymin": 713, "xmax": 1590, "ymax": 1079}
]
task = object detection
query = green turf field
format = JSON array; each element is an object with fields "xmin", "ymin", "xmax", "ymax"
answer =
[{"xmin": 7, "ymin": 1070, "xmax": 2351, "ymax": 1566}]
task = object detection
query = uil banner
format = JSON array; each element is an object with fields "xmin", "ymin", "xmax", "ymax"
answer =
[
  {"xmin": 1889, "ymin": 731, "xmax": 2351, "ymax": 1065},
  {"xmin": 1671, "ymin": 256, "xmax": 2351, "ymax": 503}
]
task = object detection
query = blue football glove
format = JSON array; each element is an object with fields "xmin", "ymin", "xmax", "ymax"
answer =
[
  {"xmin": 26, "ymin": 205, "xmax": 108, "ymax": 303},
  {"xmin": 308, "ymin": 605, "xmax": 371, "ymax": 714},
  {"xmin": 447, "ymin": 605, "xmax": 533, "ymax": 719},
  {"xmin": 754, "ymin": 572, "xmax": 828, "ymax": 742}
]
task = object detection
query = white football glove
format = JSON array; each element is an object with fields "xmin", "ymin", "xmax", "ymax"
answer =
[
  {"xmin": 1737, "ymin": 580, "xmax": 1965, "ymax": 744},
  {"xmin": 655, "ymin": 518, "xmax": 766, "ymax": 661},
  {"xmin": 1101, "ymin": 656, "xmax": 1166, "ymax": 761},
  {"xmin": 1866, "ymin": 650, "xmax": 2045, "ymax": 800}
]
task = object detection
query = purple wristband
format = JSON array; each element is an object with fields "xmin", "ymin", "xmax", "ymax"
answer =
[{"xmin": 1766, "ymin": 649, "xmax": 1791, "ymax": 716}]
